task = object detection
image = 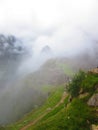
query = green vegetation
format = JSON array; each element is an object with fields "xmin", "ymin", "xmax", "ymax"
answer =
[
  {"xmin": 28, "ymin": 71, "xmax": 98, "ymax": 130},
  {"xmin": 66, "ymin": 71, "xmax": 98, "ymax": 97},
  {"xmin": 58, "ymin": 63, "xmax": 74, "ymax": 77},
  {"xmin": 30, "ymin": 98, "xmax": 96, "ymax": 130},
  {"xmin": 66, "ymin": 70, "xmax": 86, "ymax": 97},
  {"xmin": 4, "ymin": 70, "xmax": 98, "ymax": 130},
  {"xmin": 6, "ymin": 86, "xmax": 64, "ymax": 130},
  {"xmin": 41, "ymin": 96, "xmax": 69, "ymax": 122},
  {"xmin": 82, "ymin": 73, "xmax": 98, "ymax": 93}
]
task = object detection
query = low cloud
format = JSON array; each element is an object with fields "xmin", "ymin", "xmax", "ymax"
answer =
[{"xmin": 0, "ymin": 0, "xmax": 98, "ymax": 125}]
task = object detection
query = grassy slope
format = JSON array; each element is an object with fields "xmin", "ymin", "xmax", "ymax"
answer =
[
  {"xmin": 6, "ymin": 86, "xmax": 65, "ymax": 130},
  {"xmin": 58, "ymin": 63, "xmax": 74, "ymax": 77},
  {"xmin": 3, "ymin": 71, "xmax": 98, "ymax": 130},
  {"xmin": 27, "ymin": 72, "xmax": 98, "ymax": 130}
]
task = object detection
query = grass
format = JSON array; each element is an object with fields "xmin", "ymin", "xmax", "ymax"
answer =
[
  {"xmin": 58, "ymin": 63, "xmax": 74, "ymax": 77},
  {"xmin": 82, "ymin": 73, "xmax": 98, "ymax": 93},
  {"xmin": 4, "ymin": 71, "xmax": 98, "ymax": 130},
  {"xmin": 41, "ymin": 85, "xmax": 53, "ymax": 93},
  {"xmin": 6, "ymin": 85, "xmax": 64, "ymax": 130},
  {"xmin": 41, "ymin": 95, "xmax": 69, "ymax": 122},
  {"xmin": 30, "ymin": 98, "xmax": 97, "ymax": 130},
  {"xmin": 26, "ymin": 72, "xmax": 98, "ymax": 130}
]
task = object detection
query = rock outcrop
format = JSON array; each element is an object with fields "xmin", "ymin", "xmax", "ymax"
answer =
[
  {"xmin": 87, "ymin": 93, "xmax": 98, "ymax": 107},
  {"xmin": 91, "ymin": 124, "xmax": 98, "ymax": 130},
  {"xmin": 89, "ymin": 68, "xmax": 98, "ymax": 74}
]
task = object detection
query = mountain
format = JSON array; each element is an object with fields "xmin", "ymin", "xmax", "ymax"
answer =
[
  {"xmin": 41, "ymin": 45, "xmax": 52, "ymax": 54},
  {"xmin": 0, "ymin": 58, "xmax": 71, "ymax": 125},
  {"xmin": 0, "ymin": 34, "xmax": 97, "ymax": 126},
  {"xmin": 0, "ymin": 54, "xmax": 97, "ymax": 125}
]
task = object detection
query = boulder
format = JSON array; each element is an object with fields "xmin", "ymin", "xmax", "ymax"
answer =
[
  {"xmin": 91, "ymin": 124, "xmax": 98, "ymax": 130},
  {"xmin": 87, "ymin": 93, "xmax": 98, "ymax": 107}
]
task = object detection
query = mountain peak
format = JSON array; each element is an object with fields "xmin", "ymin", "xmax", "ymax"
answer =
[{"xmin": 41, "ymin": 45, "xmax": 52, "ymax": 54}]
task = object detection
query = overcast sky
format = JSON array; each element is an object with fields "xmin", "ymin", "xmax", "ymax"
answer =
[{"xmin": 0, "ymin": 0, "xmax": 98, "ymax": 56}]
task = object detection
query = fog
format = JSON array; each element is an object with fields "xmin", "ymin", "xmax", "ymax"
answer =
[
  {"xmin": 0, "ymin": 0, "xmax": 98, "ymax": 58},
  {"xmin": 0, "ymin": 0, "xmax": 98, "ymax": 125}
]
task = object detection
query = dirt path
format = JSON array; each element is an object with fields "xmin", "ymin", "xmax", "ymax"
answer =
[
  {"xmin": 20, "ymin": 112, "xmax": 48, "ymax": 130},
  {"xmin": 20, "ymin": 91, "xmax": 68, "ymax": 130},
  {"xmin": 55, "ymin": 91, "xmax": 67, "ymax": 108}
]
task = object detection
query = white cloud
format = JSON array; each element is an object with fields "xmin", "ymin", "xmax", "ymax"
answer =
[
  {"xmin": 0, "ymin": 0, "xmax": 97, "ymax": 56},
  {"xmin": 0, "ymin": 0, "xmax": 95, "ymax": 29}
]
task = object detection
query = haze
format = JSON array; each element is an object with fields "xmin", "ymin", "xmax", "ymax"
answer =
[
  {"xmin": 0, "ymin": 0, "xmax": 98, "ymax": 125},
  {"xmin": 0, "ymin": 0, "xmax": 97, "ymax": 56}
]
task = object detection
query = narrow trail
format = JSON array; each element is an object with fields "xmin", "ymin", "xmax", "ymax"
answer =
[
  {"xmin": 20, "ymin": 91, "xmax": 68, "ymax": 130},
  {"xmin": 20, "ymin": 112, "xmax": 48, "ymax": 130}
]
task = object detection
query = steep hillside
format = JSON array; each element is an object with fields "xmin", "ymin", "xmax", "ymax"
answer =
[
  {"xmin": 4, "ymin": 69, "xmax": 98, "ymax": 130},
  {"xmin": 0, "ymin": 58, "xmax": 73, "ymax": 125}
]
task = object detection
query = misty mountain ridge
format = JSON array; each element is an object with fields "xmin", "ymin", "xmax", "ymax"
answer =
[
  {"xmin": 0, "ymin": 0, "xmax": 98, "ymax": 128},
  {"xmin": 0, "ymin": 33, "xmax": 97, "ymax": 125}
]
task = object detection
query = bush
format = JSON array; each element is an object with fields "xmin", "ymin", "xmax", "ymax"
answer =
[
  {"xmin": 66, "ymin": 71, "xmax": 86, "ymax": 97},
  {"xmin": 81, "ymin": 73, "xmax": 98, "ymax": 93}
]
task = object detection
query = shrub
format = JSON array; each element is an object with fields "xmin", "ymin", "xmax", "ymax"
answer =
[
  {"xmin": 66, "ymin": 71, "xmax": 86, "ymax": 97},
  {"xmin": 82, "ymin": 73, "xmax": 98, "ymax": 93}
]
